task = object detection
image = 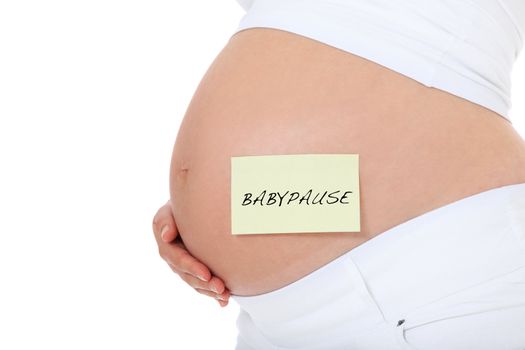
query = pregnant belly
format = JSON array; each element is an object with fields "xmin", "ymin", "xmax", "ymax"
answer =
[{"xmin": 169, "ymin": 28, "xmax": 525, "ymax": 296}]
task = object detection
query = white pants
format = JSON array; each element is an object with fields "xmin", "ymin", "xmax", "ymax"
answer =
[{"xmin": 231, "ymin": 182, "xmax": 525, "ymax": 350}]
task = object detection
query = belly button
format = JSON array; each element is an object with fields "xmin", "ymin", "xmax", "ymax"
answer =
[
  {"xmin": 178, "ymin": 167, "xmax": 189, "ymax": 177},
  {"xmin": 172, "ymin": 162, "xmax": 189, "ymax": 184},
  {"xmin": 173, "ymin": 170, "xmax": 188, "ymax": 189},
  {"xmin": 179, "ymin": 159, "xmax": 190, "ymax": 173},
  {"xmin": 178, "ymin": 164, "xmax": 189, "ymax": 181}
]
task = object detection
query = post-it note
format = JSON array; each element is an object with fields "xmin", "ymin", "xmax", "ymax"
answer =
[{"xmin": 231, "ymin": 154, "xmax": 360, "ymax": 235}]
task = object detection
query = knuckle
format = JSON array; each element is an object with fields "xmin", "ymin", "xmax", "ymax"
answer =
[
  {"xmin": 170, "ymin": 264, "xmax": 180, "ymax": 276},
  {"xmin": 171, "ymin": 251, "xmax": 186, "ymax": 268},
  {"xmin": 194, "ymin": 287, "xmax": 206, "ymax": 295},
  {"xmin": 174, "ymin": 251, "xmax": 191, "ymax": 268},
  {"xmin": 152, "ymin": 217, "xmax": 160, "ymax": 233},
  {"xmin": 190, "ymin": 275, "xmax": 207, "ymax": 289},
  {"xmin": 194, "ymin": 287, "xmax": 215, "ymax": 298},
  {"xmin": 177, "ymin": 271, "xmax": 206, "ymax": 289},
  {"xmin": 176, "ymin": 270, "xmax": 189, "ymax": 283},
  {"xmin": 188, "ymin": 280, "xmax": 200, "ymax": 289}
]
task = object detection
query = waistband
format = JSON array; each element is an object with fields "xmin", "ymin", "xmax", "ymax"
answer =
[{"xmin": 232, "ymin": 182, "xmax": 525, "ymax": 322}]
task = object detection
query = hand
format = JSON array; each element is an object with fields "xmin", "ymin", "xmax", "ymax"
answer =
[{"xmin": 152, "ymin": 199, "xmax": 230, "ymax": 307}]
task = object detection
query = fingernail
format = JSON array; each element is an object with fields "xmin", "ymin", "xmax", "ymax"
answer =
[
  {"xmin": 160, "ymin": 225, "xmax": 169, "ymax": 241},
  {"xmin": 211, "ymin": 285, "xmax": 219, "ymax": 293},
  {"xmin": 215, "ymin": 294, "xmax": 226, "ymax": 301},
  {"xmin": 196, "ymin": 275, "xmax": 208, "ymax": 282}
]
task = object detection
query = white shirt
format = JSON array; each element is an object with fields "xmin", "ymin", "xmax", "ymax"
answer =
[{"xmin": 234, "ymin": 0, "xmax": 525, "ymax": 123}]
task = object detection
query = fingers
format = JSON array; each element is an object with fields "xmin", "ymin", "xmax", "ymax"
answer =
[
  {"xmin": 152, "ymin": 199, "xmax": 178, "ymax": 243},
  {"xmin": 162, "ymin": 245, "xmax": 232, "ymax": 305},
  {"xmin": 167, "ymin": 265, "xmax": 231, "ymax": 306},
  {"xmin": 152, "ymin": 199, "xmax": 231, "ymax": 307},
  {"xmin": 217, "ymin": 298, "xmax": 229, "ymax": 307},
  {"xmin": 169, "ymin": 261, "xmax": 229, "ymax": 298},
  {"xmin": 160, "ymin": 224, "xmax": 178, "ymax": 243},
  {"xmin": 152, "ymin": 200, "xmax": 210, "ymax": 280},
  {"xmin": 153, "ymin": 200, "xmax": 214, "ymax": 283},
  {"xmin": 193, "ymin": 284, "xmax": 230, "ymax": 301},
  {"xmin": 195, "ymin": 288, "xmax": 230, "ymax": 305},
  {"xmin": 162, "ymin": 242, "xmax": 212, "ymax": 282}
]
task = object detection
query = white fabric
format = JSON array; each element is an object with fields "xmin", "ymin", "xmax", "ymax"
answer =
[
  {"xmin": 232, "ymin": 182, "xmax": 525, "ymax": 349},
  {"xmin": 233, "ymin": 0, "xmax": 525, "ymax": 123}
]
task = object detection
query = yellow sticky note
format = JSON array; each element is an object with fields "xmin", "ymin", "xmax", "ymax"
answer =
[{"xmin": 231, "ymin": 154, "xmax": 360, "ymax": 235}]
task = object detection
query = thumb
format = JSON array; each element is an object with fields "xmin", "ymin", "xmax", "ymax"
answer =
[
  {"xmin": 152, "ymin": 200, "xmax": 179, "ymax": 243},
  {"xmin": 160, "ymin": 222, "xmax": 178, "ymax": 243}
]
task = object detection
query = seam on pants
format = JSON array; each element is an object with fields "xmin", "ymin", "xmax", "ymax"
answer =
[
  {"xmin": 397, "ymin": 262, "xmax": 525, "ymax": 332},
  {"xmin": 410, "ymin": 261, "xmax": 525, "ymax": 324},
  {"xmin": 346, "ymin": 256, "xmax": 388, "ymax": 323},
  {"xmin": 405, "ymin": 302, "xmax": 525, "ymax": 333},
  {"xmin": 507, "ymin": 197, "xmax": 525, "ymax": 251},
  {"xmin": 236, "ymin": 308, "xmax": 287, "ymax": 350}
]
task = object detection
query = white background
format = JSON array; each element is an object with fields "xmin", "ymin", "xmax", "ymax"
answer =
[{"xmin": 1, "ymin": 1, "xmax": 524, "ymax": 349}]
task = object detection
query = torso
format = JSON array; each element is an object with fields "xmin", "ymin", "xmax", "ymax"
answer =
[{"xmin": 169, "ymin": 28, "xmax": 525, "ymax": 296}]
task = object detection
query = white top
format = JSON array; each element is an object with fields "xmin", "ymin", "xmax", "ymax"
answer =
[{"xmin": 234, "ymin": 0, "xmax": 525, "ymax": 123}]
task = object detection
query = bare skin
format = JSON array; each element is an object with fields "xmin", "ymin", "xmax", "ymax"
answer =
[
  {"xmin": 152, "ymin": 199, "xmax": 230, "ymax": 306},
  {"xmin": 156, "ymin": 27, "xmax": 525, "ymax": 300}
]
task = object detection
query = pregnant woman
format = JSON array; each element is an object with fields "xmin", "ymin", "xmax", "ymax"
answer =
[{"xmin": 152, "ymin": 1, "xmax": 525, "ymax": 349}]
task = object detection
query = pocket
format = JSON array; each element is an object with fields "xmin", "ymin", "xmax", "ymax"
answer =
[{"xmin": 395, "ymin": 264, "xmax": 525, "ymax": 349}]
